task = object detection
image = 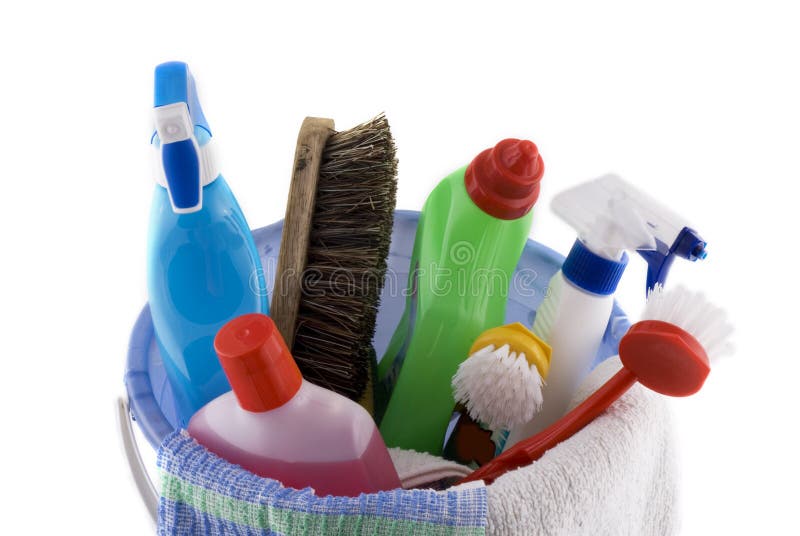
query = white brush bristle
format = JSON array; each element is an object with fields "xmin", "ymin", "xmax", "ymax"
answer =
[
  {"xmin": 642, "ymin": 284, "xmax": 734, "ymax": 360},
  {"xmin": 451, "ymin": 344, "xmax": 544, "ymax": 430}
]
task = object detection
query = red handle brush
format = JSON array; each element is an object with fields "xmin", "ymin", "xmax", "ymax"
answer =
[{"xmin": 460, "ymin": 285, "xmax": 732, "ymax": 485}]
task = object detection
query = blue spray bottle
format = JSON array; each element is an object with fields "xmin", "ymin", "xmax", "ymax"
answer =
[{"xmin": 147, "ymin": 62, "xmax": 268, "ymax": 426}]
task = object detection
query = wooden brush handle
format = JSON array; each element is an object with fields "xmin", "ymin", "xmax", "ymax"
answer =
[{"xmin": 271, "ymin": 117, "xmax": 335, "ymax": 347}]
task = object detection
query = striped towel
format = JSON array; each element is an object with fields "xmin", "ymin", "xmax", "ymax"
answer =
[{"xmin": 157, "ymin": 431, "xmax": 487, "ymax": 535}]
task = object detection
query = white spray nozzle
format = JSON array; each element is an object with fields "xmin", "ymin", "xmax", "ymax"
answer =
[
  {"xmin": 581, "ymin": 199, "xmax": 657, "ymax": 261},
  {"xmin": 154, "ymin": 102, "xmax": 194, "ymax": 145},
  {"xmin": 552, "ymin": 174, "xmax": 707, "ymax": 291},
  {"xmin": 553, "ymin": 174, "xmax": 693, "ymax": 256}
]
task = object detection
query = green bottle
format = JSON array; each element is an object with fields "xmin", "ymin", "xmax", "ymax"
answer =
[{"xmin": 378, "ymin": 138, "xmax": 545, "ymax": 454}]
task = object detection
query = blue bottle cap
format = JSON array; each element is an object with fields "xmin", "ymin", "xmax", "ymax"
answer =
[{"xmin": 562, "ymin": 239, "xmax": 628, "ymax": 296}]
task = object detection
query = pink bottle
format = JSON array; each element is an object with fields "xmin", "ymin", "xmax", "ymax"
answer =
[{"xmin": 188, "ymin": 313, "xmax": 401, "ymax": 497}]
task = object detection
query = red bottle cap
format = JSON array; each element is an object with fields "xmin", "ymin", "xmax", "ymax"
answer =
[
  {"xmin": 464, "ymin": 138, "xmax": 544, "ymax": 220},
  {"xmin": 214, "ymin": 313, "xmax": 303, "ymax": 412}
]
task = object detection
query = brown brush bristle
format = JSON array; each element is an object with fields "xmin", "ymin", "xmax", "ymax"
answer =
[{"xmin": 291, "ymin": 114, "xmax": 398, "ymax": 401}]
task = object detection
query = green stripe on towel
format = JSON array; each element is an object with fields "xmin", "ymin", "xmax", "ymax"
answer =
[{"xmin": 160, "ymin": 470, "xmax": 484, "ymax": 535}]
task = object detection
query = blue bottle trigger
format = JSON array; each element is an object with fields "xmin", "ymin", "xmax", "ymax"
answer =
[
  {"xmin": 154, "ymin": 102, "xmax": 204, "ymax": 213},
  {"xmin": 638, "ymin": 226, "xmax": 707, "ymax": 292},
  {"xmin": 152, "ymin": 62, "xmax": 219, "ymax": 214},
  {"xmin": 162, "ymin": 138, "xmax": 202, "ymax": 212}
]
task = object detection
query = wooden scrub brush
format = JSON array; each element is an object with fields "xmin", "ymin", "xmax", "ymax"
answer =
[{"xmin": 271, "ymin": 114, "xmax": 398, "ymax": 406}]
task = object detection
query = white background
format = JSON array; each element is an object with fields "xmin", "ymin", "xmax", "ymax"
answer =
[{"xmin": 1, "ymin": 1, "xmax": 796, "ymax": 534}]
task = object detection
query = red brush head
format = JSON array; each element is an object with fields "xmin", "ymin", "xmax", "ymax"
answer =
[{"xmin": 619, "ymin": 320, "xmax": 711, "ymax": 397}]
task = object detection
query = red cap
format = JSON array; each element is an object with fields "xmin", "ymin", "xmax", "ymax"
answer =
[
  {"xmin": 464, "ymin": 138, "xmax": 544, "ymax": 220},
  {"xmin": 619, "ymin": 320, "xmax": 710, "ymax": 397},
  {"xmin": 214, "ymin": 313, "xmax": 303, "ymax": 412}
]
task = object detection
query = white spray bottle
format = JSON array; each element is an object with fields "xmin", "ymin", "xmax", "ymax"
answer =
[{"xmin": 504, "ymin": 174, "xmax": 707, "ymax": 450}]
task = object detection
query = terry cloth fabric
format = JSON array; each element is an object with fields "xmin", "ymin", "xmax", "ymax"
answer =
[
  {"xmin": 156, "ymin": 356, "xmax": 676, "ymax": 536},
  {"xmin": 157, "ymin": 431, "xmax": 487, "ymax": 535},
  {"xmin": 485, "ymin": 356, "xmax": 679, "ymax": 536},
  {"xmin": 388, "ymin": 449, "xmax": 473, "ymax": 490}
]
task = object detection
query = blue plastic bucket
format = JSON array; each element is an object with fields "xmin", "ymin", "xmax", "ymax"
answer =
[{"xmin": 124, "ymin": 210, "xmax": 631, "ymax": 450}]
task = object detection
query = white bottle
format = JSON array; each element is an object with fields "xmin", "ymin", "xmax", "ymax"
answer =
[{"xmin": 504, "ymin": 177, "xmax": 658, "ymax": 450}]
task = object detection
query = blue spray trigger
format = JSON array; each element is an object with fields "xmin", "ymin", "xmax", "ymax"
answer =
[
  {"xmin": 162, "ymin": 139, "xmax": 201, "ymax": 211},
  {"xmin": 153, "ymin": 101, "xmax": 204, "ymax": 213},
  {"xmin": 638, "ymin": 226, "xmax": 706, "ymax": 292},
  {"xmin": 153, "ymin": 61, "xmax": 217, "ymax": 213}
]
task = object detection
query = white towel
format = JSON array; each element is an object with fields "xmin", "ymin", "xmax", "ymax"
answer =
[
  {"xmin": 389, "ymin": 447, "xmax": 473, "ymax": 489},
  {"xmin": 386, "ymin": 356, "xmax": 677, "ymax": 534},
  {"xmin": 485, "ymin": 356, "xmax": 678, "ymax": 535}
]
